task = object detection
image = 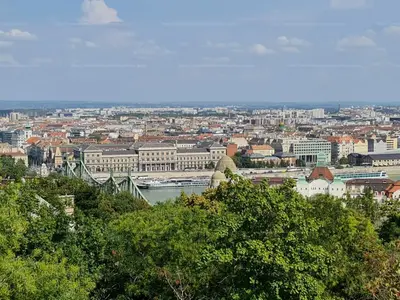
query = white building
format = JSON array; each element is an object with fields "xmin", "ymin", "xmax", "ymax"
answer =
[
  {"xmin": 75, "ymin": 142, "xmax": 227, "ymax": 173},
  {"xmin": 331, "ymin": 141, "xmax": 354, "ymax": 162},
  {"xmin": 24, "ymin": 125, "xmax": 32, "ymax": 140},
  {"xmin": 296, "ymin": 166, "xmax": 346, "ymax": 198},
  {"xmin": 310, "ymin": 109, "xmax": 325, "ymax": 119},
  {"xmin": 293, "ymin": 139, "xmax": 331, "ymax": 165},
  {"xmin": 11, "ymin": 130, "xmax": 25, "ymax": 148}
]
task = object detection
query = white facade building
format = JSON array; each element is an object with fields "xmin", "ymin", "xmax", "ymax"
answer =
[
  {"xmin": 293, "ymin": 139, "xmax": 331, "ymax": 165},
  {"xmin": 296, "ymin": 167, "xmax": 346, "ymax": 198}
]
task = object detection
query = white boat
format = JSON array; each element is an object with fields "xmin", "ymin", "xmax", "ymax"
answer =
[
  {"xmin": 334, "ymin": 171, "xmax": 388, "ymax": 181},
  {"xmin": 138, "ymin": 178, "xmax": 210, "ymax": 189}
]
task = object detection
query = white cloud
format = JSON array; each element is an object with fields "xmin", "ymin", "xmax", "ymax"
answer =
[
  {"xmin": 69, "ymin": 37, "xmax": 97, "ymax": 48},
  {"xmin": 205, "ymin": 41, "xmax": 241, "ymax": 49},
  {"xmin": 0, "ymin": 29, "xmax": 36, "ymax": 40},
  {"xmin": 365, "ymin": 29, "xmax": 376, "ymax": 38},
  {"xmin": 0, "ymin": 54, "xmax": 18, "ymax": 65},
  {"xmin": 249, "ymin": 44, "xmax": 275, "ymax": 55},
  {"xmin": 337, "ymin": 35, "xmax": 376, "ymax": 50},
  {"xmin": 282, "ymin": 46, "xmax": 300, "ymax": 53},
  {"xmin": 132, "ymin": 40, "xmax": 173, "ymax": 57},
  {"xmin": 203, "ymin": 57, "xmax": 231, "ymax": 63},
  {"xmin": 80, "ymin": 0, "xmax": 122, "ymax": 25},
  {"xmin": 31, "ymin": 57, "xmax": 53, "ymax": 66},
  {"xmin": 277, "ymin": 36, "xmax": 310, "ymax": 47},
  {"xmin": 383, "ymin": 25, "xmax": 400, "ymax": 36},
  {"xmin": 85, "ymin": 41, "xmax": 97, "ymax": 48},
  {"xmin": 69, "ymin": 37, "xmax": 82, "ymax": 44},
  {"xmin": 330, "ymin": 0, "xmax": 371, "ymax": 9},
  {"xmin": 0, "ymin": 41, "xmax": 13, "ymax": 48},
  {"xmin": 101, "ymin": 30, "xmax": 135, "ymax": 48}
]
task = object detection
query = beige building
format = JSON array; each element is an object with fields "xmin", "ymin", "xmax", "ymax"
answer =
[
  {"xmin": 0, "ymin": 143, "xmax": 28, "ymax": 166},
  {"xmin": 386, "ymin": 136, "xmax": 398, "ymax": 151},
  {"xmin": 6, "ymin": 152, "xmax": 28, "ymax": 166},
  {"xmin": 353, "ymin": 139, "xmax": 368, "ymax": 154},
  {"xmin": 75, "ymin": 142, "xmax": 226, "ymax": 173},
  {"xmin": 250, "ymin": 144, "xmax": 275, "ymax": 156}
]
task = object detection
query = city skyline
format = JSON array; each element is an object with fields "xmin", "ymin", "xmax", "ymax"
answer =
[{"xmin": 1, "ymin": 0, "xmax": 400, "ymax": 102}]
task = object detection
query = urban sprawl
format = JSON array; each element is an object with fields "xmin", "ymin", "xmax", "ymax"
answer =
[{"xmin": 3, "ymin": 105, "xmax": 400, "ymax": 201}]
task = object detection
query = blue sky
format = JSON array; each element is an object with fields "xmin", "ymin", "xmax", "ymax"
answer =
[{"xmin": 0, "ymin": 0, "xmax": 400, "ymax": 103}]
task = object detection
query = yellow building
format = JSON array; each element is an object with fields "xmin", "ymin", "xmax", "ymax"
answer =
[
  {"xmin": 386, "ymin": 136, "xmax": 398, "ymax": 151},
  {"xmin": 250, "ymin": 145, "xmax": 275, "ymax": 156},
  {"xmin": 353, "ymin": 139, "xmax": 368, "ymax": 154}
]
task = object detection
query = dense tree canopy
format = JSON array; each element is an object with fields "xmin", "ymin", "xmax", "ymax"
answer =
[
  {"xmin": 0, "ymin": 171, "xmax": 399, "ymax": 299},
  {"xmin": 0, "ymin": 155, "xmax": 28, "ymax": 181}
]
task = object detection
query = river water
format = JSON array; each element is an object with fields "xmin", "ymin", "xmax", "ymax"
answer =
[
  {"xmin": 141, "ymin": 186, "xmax": 207, "ymax": 205},
  {"xmin": 141, "ymin": 173, "xmax": 400, "ymax": 205}
]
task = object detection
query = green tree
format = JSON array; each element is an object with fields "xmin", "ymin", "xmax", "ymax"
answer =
[
  {"xmin": 296, "ymin": 159, "xmax": 306, "ymax": 167},
  {"xmin": 379, "ymin": 213, "xmax": 400, "ymax": 243},
  {"xmin": 339, "ymin": 157, "xmax": 349, "ymax": 165},
  {"xmin": 0, "ymin": 156, "xmax": 27, "ymax": 181},
  {"xmin": 205, "ymin": 161, "xmax": 215, "ymax": 169},
  {"xmin": 0, "ymin": 252, "xmax": 94, "ymax": 300},
  {"xmin": 279, "ymin": 160, "xmax": 288, "ymax": 168},
  {"xmin": 363, "ymin": 241, "xmax": 400, "ymax": 299},
  {"xmin": 344, "ymin": 187, "xmax": 381, "ymax": 224},
  {"xmin": 98, "ymin": 202, "xmax": 215, "ymax": 299},
  {"xmin": 0, "ymin": 183, "xmax": 95, "ymax": 300},
  {"xmin": 14, "ymin": 159, "xmax": 28, "ymax": 182}
]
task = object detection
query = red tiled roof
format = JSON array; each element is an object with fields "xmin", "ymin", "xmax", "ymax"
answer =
[
  {"xmin": 385, "ymin": 180, "xmax": 400, "ymax": 197},
  {"xmin": 26, "ymin": 137, "xmax": 41, "ymax": 144},
  {"xmin": 251, "ymin": 145, "xmax": 273, "ymax": 150},
  {"xmin": 308, "ymin": 167, "xmax": 334, "ymax": 182}
]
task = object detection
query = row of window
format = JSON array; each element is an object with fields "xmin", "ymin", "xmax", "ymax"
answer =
[
  {"xmin": 142, "ymin": 151, "xmax": 175, "ymax": 156},
  {"xmin": 86, "ymin": 156, "xmax": 216, "ymax": 164}
]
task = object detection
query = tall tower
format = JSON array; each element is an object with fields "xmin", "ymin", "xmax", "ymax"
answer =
[
  {"xmin": 279, "ymin": 106, "xmax": 286, "ymax": 131},
  {"xmin": 24, "ymin": 123, "xmax": 32, "ymax": 140}
]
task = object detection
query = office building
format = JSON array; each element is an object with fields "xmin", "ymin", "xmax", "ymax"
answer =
[{"xmin": 292, "ymin": 139, "xmax": 331, "ymax": 165}]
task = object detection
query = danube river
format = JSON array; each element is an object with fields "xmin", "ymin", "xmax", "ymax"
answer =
[
  {"xmin": 141, "ymin": 172, "xmax": 400, "ymax": 205},
  {"xmin": 140, "ymin": 186, "xmax": 207, "ymax": 205}
]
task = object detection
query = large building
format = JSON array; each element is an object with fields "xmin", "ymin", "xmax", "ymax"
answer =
[
  {"xmin": 74, "ymin": 142, "xmax": 226, "ymax": 173},
  {"xmin": 296, "ymin": 166, "xmax": 346, "ymax": 198},
  {"xmin": 292, "ymin": 139, "xmax": 331, "ymax": 165},
  {"xmin": 353, "ymin": 139, "xmax": 368, "ymax": 154},
  {"xmin": 11, "ymin": 130, "xmax": 25, "ymax": 148},
  {"xmin": 328, "ymin": 137, "xmax": 354, "ymax": 162},
  {"xmin": 349, "ymin": 153, "xmax": 400, "ymax": 167}
]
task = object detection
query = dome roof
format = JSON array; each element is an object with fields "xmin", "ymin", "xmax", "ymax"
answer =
[
  {"xmin": 211, "ymin": 170, "xmax": 226, "ymax": 181},
  {"xmin": 215, "ymin": 155, "xmax": 237, "ymax": 173}
]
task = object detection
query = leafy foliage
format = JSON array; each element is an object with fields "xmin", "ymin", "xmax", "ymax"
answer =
[
  {"xmin": 1, "ymin": 170, "xmax": 400, "ymax": 299},
  {"xmin": 0, "ymin": 155, "xmax": 27, "ymax": 181}
]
